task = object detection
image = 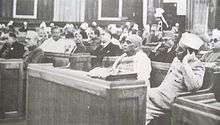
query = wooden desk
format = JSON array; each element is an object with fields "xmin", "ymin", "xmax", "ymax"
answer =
[
  {"xmin": 172, "ymin": 93, "xmax": 220, "ymax": 125},
  {"xmin": 43, "ymin": 52, "xmax": 70, "ymax": 67},
  {"xmin": 27, "ymin": 65, "xmax": 147, "ymax": 125}
]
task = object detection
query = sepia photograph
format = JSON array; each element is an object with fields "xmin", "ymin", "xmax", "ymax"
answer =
[{"xmin": 0, "ymin": 0, "xmax": 219, "ymax": 125}]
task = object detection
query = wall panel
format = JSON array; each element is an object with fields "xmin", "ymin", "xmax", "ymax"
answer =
[
  {"xmin": 215, "ymin": 0, "xmax": 220, "ymax": 29},
  {"xmin": 0, "ymin": 0, "xmax": 2, "ymax": 17},
  {"xmin": 186, "ymin": 0, "xmax": 209, "ymax": 33},
  {"xmin": 85, "ymin": 0, "xmax": 98, "ymax": 21},
  {"xmin": 37, "ymin": 0, "xmax": 54, "ymax": 20},
  {"xmin": 1, "ymin": 0, "xmax": 13, "ymax": 18}
]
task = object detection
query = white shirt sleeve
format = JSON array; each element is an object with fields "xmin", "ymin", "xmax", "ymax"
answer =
[{"xmin": 134, "ymin": 51, "xmax": 152, "ymax": 87}]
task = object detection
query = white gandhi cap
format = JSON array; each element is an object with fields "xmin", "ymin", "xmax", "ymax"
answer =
[{"xmin": 179, "ymin": 32, "xmax": 204, "ymax": 50}]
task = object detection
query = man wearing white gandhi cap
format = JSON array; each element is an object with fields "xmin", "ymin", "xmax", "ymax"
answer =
[{"xmin": 146, "ymin": 32, "xmax": 205, "ymax": 124}]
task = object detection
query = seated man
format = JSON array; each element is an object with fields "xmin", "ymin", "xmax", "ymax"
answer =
[
  {"xmin": 25, "ymin": 30, "xmax": 39, "ymax": 51},
  {"xmin": 73, "ymin": 31, "xmax": 87, "ymax": 53},
  {"xmin": 39, "ymin": 26, "xmax": 76, "ymax": 54},
  {"xmin": 171, "ymin": 23, "xmax": 180, "ymax": 34},
  {"xmin": 0, "ymin": 33, "xmax": 26, "ymax": 59},
  {"xmin": 26, "ymin": 26, "xmax": 76, "ymax": 64},
  {"xmin": 149, "ymin": 39, "xmax": 176, "ymax": 63},
  {"xmin": 91, "ymin": 31, "xmax": 122, "ymax": 67},
  {"xmin": 19, "ymin": 21, "xmax": 29, "ymax": 32},
  {"xmin": 146, "ymin": 32, "xmax": 205, "ymax": 124},
  {"xmin": 79, "ymin": 22, "xmax": 90, "ymax": 43},
  {"xmin": 89, "ymin": 34, "xmax": 151, "ymax": 86}
]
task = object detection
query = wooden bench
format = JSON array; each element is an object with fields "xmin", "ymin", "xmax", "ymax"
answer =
[
  {"xmin": 172, "ymin": 92, "xmax": 220, "ymax": 125},
  {"xmin": 0, "ymin": 59, "xmax": 25, "ymax": 120},
  {"xmin": 172, "ymin": 70, "xmax": 220, "ymax": 125}
]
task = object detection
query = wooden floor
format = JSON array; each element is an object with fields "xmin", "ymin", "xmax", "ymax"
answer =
[{"xmin": 0, "ymin": 120, "xmax": 27, "ymax": 125}]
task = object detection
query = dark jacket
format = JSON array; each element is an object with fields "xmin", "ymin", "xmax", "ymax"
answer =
[
  {"xmin": 0, "ymin": 42, "xmax": 25, "ymax": 59},
  {"xmin": 149, "ymin": 45, "xmax": 176, "ymax": 63},
  {"xmin": 92, "ymin": 42, "xmax": 122, "ymax": 57},
  {"xmin": 80, "ymin": 30, "xmax": 88, "ymax": 39},
  {"xmin": 18, "ymin": 26, "xmax": 28, "ymax": 32},
  {"xmin": 91, "ymin": 42, "xmax": 123, "ymax": 67}
]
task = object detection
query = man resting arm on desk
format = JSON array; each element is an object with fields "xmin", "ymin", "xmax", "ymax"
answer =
[
  {"xmin": 146, "ymin": 32, "xmax": 205, "ymax": 124},
  {"xmin": 88, "ymin": 34, "xmax": 152, "ymax": 87}
]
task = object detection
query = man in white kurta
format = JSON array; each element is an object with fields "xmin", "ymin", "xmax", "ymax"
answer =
[
  {"xmin": 88, "ymin": 34, "xmax": 152, "ymax": 87},
  {"xmin": 116, "ymin": 34, "xmax": 151, "ymax": 86},
  {"xmin": 39, "ymin": 26, "xmax": 76, "ymax": 54},
  {"xmin": 39, "ymin": 37, "xmax": 76, "ymax": 54},
  {"xmin": 146, "ymin": 33, "xmax": 206, "ymax": 124}
]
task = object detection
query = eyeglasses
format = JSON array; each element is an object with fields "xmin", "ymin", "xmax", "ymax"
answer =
[
  {"xmin": 121, "ymin": 40, "xmax": 132, "ymax": 44},
  {"xmin": 211, "ymin": 38, "xmax": 219, "ymax": 43}
]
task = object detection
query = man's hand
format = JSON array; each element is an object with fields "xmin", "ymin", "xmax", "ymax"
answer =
[
  {"xmin": 87, "ymin": 67, "xmax": 120, "ymax": 78},
  {"xmin": 182, "ymin": 50, "xmax": 195, "ymax": 64},
  {"xmin": 181, "ymin": 50, "xmax": 205, "ymax": 91}
]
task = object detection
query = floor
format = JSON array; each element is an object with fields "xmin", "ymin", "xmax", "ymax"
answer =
[
  {"xmin": 0, "ymin": 121, "xmax": 27, "ymax": 125},
  {"xmin": 0, "ymin": 119, "xmax": 27, "ymax": 125}
]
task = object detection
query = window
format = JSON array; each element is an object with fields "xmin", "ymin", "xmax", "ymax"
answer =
[
  {"xmin": 98, "ymin": 0, "xmax": 123, "ymax": 20},
  {"xmin": 13, "ymin": 0, "xmax": 38, "ymax": 19},
  {"xmin": 53, "ymin": 0, "xmax": 85, "ymax": 22},
  {"xmin": 101, "ymin": 0, "xmax": 119, "ymax": 17}
]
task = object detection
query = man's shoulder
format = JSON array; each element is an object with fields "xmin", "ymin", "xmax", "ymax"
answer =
[
  {"xmin": 41, "ymin": 38, "xmax": 55, "ymax": 45},
  {"xmin": 110, "ymin": 38, "xmax": 120, "ymax": 46},
  {"xmin": 111, "ymin": 38, "xmax": 119, "ymax": 42},
  {"xmin": 135, "ymin": 51, "xmax": 150, "ymax": 61},
  {"xmin": 106, "ymin": 42, "xmax": 119, "ymax": 49}
]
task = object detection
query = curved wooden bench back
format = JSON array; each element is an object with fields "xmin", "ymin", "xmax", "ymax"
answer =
[
  {"xmin": 213, "ymin": 71, "xmax": 220, "ymax": 101},
  {"xmin": 69, "ymin": 55, "xmax": 119, "ymax": 71},
  {"xmin": 150, "ymin": 61, "xmax": 170, "ymax": 87},
  {"xmin": 69, "ymin": 53, "xmax": 95, "ymax": 71},
  {"xmin": 149, "ymin": 61, "xmax": 218, "ymax": 95}
]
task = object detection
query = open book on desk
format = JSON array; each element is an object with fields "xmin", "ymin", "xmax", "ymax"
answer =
[{"xmin": 87, "ymin": 67, "xmax": 137, "ymax": 81}]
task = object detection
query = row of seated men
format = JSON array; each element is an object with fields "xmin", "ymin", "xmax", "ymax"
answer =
[
  {"xmin": 1, "ymin": 20, "xmax": 220, "ymax": 62},
  {"xmin": 0, "ymin": 22, "xmax": 206, "ymax": 125},
  {"xmin": 0, "ymin": 19, "xmax": 182, "ymax": 62}
]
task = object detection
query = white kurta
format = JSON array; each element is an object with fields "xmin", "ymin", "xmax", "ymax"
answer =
[
  {"xmin": 39, "ymin": 38, "xmax": 76, "ymax": 54},
  {"xmin": 117, "ymin": 50, "xmax": 152, "ymax": 87}
]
